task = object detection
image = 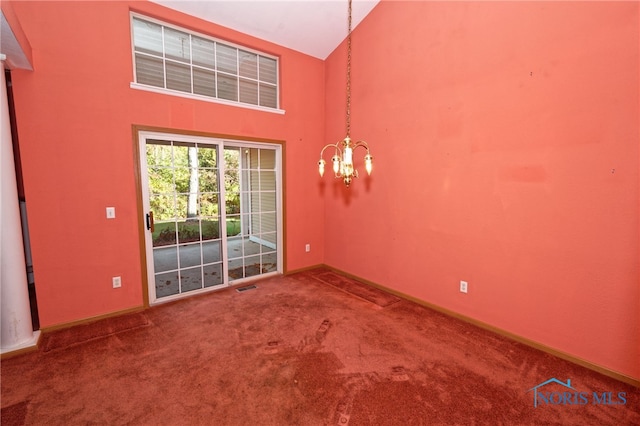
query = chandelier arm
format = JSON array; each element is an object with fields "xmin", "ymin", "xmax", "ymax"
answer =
[
  {"xmin": 334, "ymin": 145, "xmax": 343, "ymax": 167},
  {"xmin": 319, "ymin": 143, "xmax": 341, "ymax": 158},
  {"xmin": 351, "ymin": 140, "xmax": 369, "ymax": 149}
]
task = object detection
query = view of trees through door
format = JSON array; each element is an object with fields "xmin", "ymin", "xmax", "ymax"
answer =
[{"xmin": 143, "ymin": 135, "xmax": 280, "ymax": 303}]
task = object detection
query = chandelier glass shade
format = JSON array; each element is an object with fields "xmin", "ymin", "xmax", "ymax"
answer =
[{"xmin": 318, "ymin": 0, "xmax": 373, "ymax": 188}]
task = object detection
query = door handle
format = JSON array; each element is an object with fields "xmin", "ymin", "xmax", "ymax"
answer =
[{"xmin": 146, "ymin": 211, "xmax": 154, "ymax": 232}]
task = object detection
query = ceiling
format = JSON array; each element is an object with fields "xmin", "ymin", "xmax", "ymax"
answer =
[
  {"xmin": 1, "ymin": 11, "xmax": 32, "ymax": 69},
  {"xmin": 150, "ymin": 0, "xmax": 380, "ymax": 59}
]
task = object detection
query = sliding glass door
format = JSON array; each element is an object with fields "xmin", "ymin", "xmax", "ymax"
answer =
[{"xmin": 138, "ymin": 132, "xmax": 282, "ymax": 304}]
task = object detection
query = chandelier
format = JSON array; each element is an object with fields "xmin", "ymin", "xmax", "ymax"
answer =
[{"xmin": 318, "ymin": 0, "xmax": 373, "ymax": 188}]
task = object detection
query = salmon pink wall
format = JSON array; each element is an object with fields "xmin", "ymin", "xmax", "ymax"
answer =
[
  {"xmin": 323, "ymin": 2, "xmax": 639, "ymax": 380},
  {"xmin": 8, "ymin": 0, "xmax": 325, "ymax": 327}
]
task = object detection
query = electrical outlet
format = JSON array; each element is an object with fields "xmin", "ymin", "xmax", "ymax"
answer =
[
  {"xmin": 460, "ymin": 280, "xmax": 468, "ymax": 293},
  {"xmin": 305, "ymin": 244, "xmax": 310, "ymax": 252},
  {"xmin": 112, "ymin": 276, "xmax": 122, "ymax": 288}
]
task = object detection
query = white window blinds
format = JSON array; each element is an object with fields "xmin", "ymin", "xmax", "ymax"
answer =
[{"xmin": 132, "ymin": 16, "xmax": 279, "ymax": 109}]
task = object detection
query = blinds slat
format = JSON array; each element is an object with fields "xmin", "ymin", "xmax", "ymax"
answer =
[
  {"xmin": 166, "ymin": 62, "xmax": 192, "ymax": 93},
  {"xmin": 135, "ymin": 55, "xmax": 164, "ymax": 87},
  {"xmin": 239, "ymin": 79, "xmax": 258, "ymax": 105}
]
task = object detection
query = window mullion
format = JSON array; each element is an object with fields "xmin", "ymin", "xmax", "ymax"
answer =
[
  {"xmin": 161, "ymin": 26, "xmax": 168, "ymax": 90},
  {"xmin": 256, "ymin": 56, "xmax": 261, "ymax": 106},
  {"xmin": 132, "ymin": 14, "xmax": 278, "ymax": 109},
  {"xmin": 236, "ymin": 47, "xmax": 240, "ymax": 103},
  {"xmin": 189, "ymin": 34, "xmax": 194, "ymax": 95},
  {"xmin": 213, "ymin": 42, "xmax": 218, "ymax": 98}
]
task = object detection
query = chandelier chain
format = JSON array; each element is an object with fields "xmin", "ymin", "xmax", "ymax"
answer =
[
  {"xmin": 317, "ymin": 0, "xmax": 372, "ymax": 188},
  {"xmin": 346, "ymin": 0, "xmax": 352, "ymax": 138}
]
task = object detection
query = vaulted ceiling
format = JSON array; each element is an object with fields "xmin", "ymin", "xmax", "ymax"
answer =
[{"xmin": 150, "ymin": 0, "xmax": 380, "ymax": 59}]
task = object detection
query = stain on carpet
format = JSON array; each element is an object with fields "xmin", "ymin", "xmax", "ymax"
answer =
[
  {"xmin": 292, "ymin": 351, "xmax": 345, "ymax": 418},
  {"xmin": 263, "ymin": 340, "xmax": 285, "ymax": 354},
  {"xmin": 316, "ymin": 319, "xmax": 331, "ymax": 342},
  {"xmin": 1, "ymin": 400, "xmax": 29, "ymax": 426},
  {"xmin": 311, "ymin": 271, "xmax": 401, "ymax": 307},
  {"xmin": 41, "ymin": 312, "xmax": 150, "ymax": 352}
]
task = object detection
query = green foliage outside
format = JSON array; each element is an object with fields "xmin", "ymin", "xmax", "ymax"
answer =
[
  {"xmin": 152, "ymin": 219, "xmax": 241, "ymax": 246},
  {"xmin": 147, "ymin": 144, "xmax": 241, "ymax": 237}
]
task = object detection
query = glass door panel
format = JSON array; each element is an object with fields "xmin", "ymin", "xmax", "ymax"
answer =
[
  {"xmin": 146, "ymin": 140, "xmax": 223, "ymax": 300},
  {"xmin": 223, "ymin": 146, "xmax": 278, "ymax": 281},
  {"xmin": 141, "ymin": 132, "xmax": 281, "ymax": 304}
]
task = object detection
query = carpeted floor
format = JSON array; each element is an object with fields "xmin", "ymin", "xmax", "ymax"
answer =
[{"xmin": 1, "ymin": 268, "xmax": 638, "ymax": 425}]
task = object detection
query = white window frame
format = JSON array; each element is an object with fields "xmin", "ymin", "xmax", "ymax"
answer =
[
  {"xmin": 129, "ymin": 13, "xmax": 285, "ymax": 115},
  {"xmin": 138, "ymin": 130, "xmax": 284, "ymax": 305}
]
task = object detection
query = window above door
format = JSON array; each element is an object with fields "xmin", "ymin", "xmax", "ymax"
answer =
[{"xmin": 130, "ymin": 13, "xmax": 283, "ymax": 114}]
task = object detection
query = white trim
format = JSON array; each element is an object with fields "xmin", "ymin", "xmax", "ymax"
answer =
[
  {"xmin": 0, "ymin": 331, "xmax": 40, "ymax": 355},
  {"xmin": 148, "ymin": 285, "xmax": 227, "ymax": 306},
  {"xmin": 218, "ymin": 143, "xmax": 229, "ymax": 289},
  {"xmin": 130, "ymin": 82, "xmax": 285, "ymax": 114}
]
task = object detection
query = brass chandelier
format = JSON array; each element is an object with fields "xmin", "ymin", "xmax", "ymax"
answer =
[{"xmin": 318, "ymin": 0, "xmax": 373, "ymax": 188}]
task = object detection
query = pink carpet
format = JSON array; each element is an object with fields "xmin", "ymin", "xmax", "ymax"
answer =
[{"xmin": 2, "ymin": 269, "xmax": 638, "ymax": 425}]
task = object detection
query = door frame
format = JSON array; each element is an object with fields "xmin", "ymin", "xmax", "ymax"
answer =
[{"xmin": 132, "ymin": 125, "xmax": 286, "ymax": 307}]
